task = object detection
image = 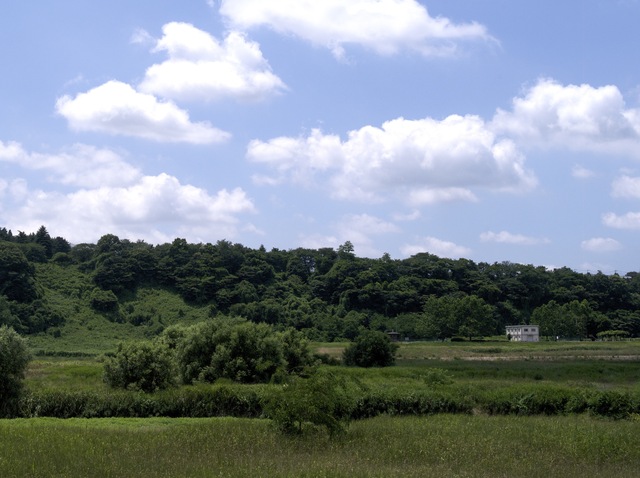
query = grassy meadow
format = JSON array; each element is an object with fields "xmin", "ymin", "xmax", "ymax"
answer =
[
  {"xmin": 5, "ymin": 339, "xmax": 639, "ymax": 476},
  {"xmin": 1, "ymin": 414, "xmax": 639, "ymax": 477}
]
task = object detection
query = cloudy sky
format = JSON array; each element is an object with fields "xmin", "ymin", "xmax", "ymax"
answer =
[{"xmin": 2, "ymin": 0, "xmax": 640, "ymax": 274}]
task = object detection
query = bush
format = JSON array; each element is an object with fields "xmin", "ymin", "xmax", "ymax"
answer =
[
  {"xmin": 174, "ymin": 318, "xmax": 314, "ymax": 385},
  {"xmin": 176, "ymin": 319, "xmax": 283, "ymax": 384},
  {"xmin": 343, "ymin": 330, "xmax": 398, "ymax": 367},
  {"xmin": 103, "ymin": 340, "xmax": 176, "ymax": 393},
  {"xmin": 0, "ymin": 325, "xmax": 31, "ymax": 417},
  {"xmin": 263, "ymin": 370, "xmax": 355, "ymax": 436}
]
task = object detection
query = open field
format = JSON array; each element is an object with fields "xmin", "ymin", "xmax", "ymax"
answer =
[
  {"xmin": 25, "ymin": 340, "xmax": 640, "ymax": 393},
  {"xmin": 316, "ymin": 340, "xmax": 640, "ymax": 362},
  {"xmin": 6, "ymin": 340, "xmax": 640, "ymax": 475},
  {"xmin": 1, "ymin": 415, "xmax": 639, "ymax": 477}
]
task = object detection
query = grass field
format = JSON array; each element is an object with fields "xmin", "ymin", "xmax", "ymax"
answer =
[
  {"xmin": 1, "ymin": 415, "xmax": 639, "ymax": 477},
  {"xmin": 24, "ymin": 340, "xmax": 640, "ymax": 393},
  {"xmin": 9, "ymin": 339, "xmax": 640, "ymax": 476}
]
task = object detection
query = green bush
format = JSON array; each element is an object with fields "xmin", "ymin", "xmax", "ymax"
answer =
[
  {"xmin": 343, "ymin": 330, "xmax": 398, "ymax": 367},
  {"xmin": 103, "ymin": 340, "xmax": 176, "ymax": 393},
  {"xmin": 174, "ymin": 318, "xmax": 314, "ymax": 385},
  {"xmin": 20, "ymin": 385, "xmax": 266, "ymax": 419},
  {"xmin": 262, "ymin": 370, "xmax": 355, "ymax": 436},
  {"xmin": 0, "ymin": 325, "xmax": 31, "ymax": 417},
  {"xmin": 588, "ymin": 390, "xmax": 635, "ymax": 419}
]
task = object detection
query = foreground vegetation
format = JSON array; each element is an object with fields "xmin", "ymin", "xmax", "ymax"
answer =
[{"xmin": 1, "ymin": 415, "xmax": 639, "ymax": 477}]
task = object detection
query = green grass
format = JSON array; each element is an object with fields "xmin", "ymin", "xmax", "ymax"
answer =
[
  {"xmin": 23, "ymin": 340, "xmax": 640, "ymax": 395},
  {"xmin": 25, "ymin": 358, "xmax": 106, "ymax": 392},
  {"xmin": 1, "ymin": 415, "xmax": 639, "ymax": 477},
  {"xmin": 395, "ymin": 339, "xmax": 640, "ymax": 361}
]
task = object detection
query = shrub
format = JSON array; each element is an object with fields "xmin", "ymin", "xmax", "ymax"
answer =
[
  {"xmin": 588, "ymin": 390, "xmax": 634, "ymax": 419},
  {"xmin": 0, "ymin": 325, "xmax": 31, "ymax": 417},
  {"xmin": 174, "ymin": 318, "xmax": 313, "ymax": 385},
  {"xmin": 263, "ymin": 370, "xmax": 355, "ymax": 436},
  {"xmin": 103, "ymin": 340, "xmax": 176, "ymax": 393},
  {"xmin": 343, "ymin": 330, "xmax": 398, "ymax": 367},
  {"xmin": 176, "ymin": 319, "xmax": 283, "ymax": 384},
  {"xmin": 278, "ymin": 327, "xmax": 316, "ymax": 374}
]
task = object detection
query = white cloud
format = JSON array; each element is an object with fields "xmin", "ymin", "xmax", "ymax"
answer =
[
  {"xmin": 3, "ymin": 173, "xmax": 255, "ymax": 244},
  {"xmin": 299, "ymin": 233, "xmax": 340, "ymax": 251},
  {"xmin": 480, "ymin": 230, "xmax": 550, "ymax": 246},
  {"xmin": 603, "ymin": 211, "xmax": 640, "ymax": 229},
  {"xmin": 300, "ymin": 213, "xmax": 399, "ymax": 257},
  {"xmin": 393, "ymin": 209, "xmax": 421, "ymax": 222},
  {"xmin": 0, "ymin": 141, "xmax": 141, "ymax": 188},
  {"xmin": 248, "ymin": 115, "xmax": 536, "ymax": 204},
  {"xmin": 401, "ymin": 236, "xmax": 471, "ymax": 258},
  {"xmin": 220, "ymin": 0, "xmax": 492, "ymax": 59},
  {"xmin": 612, "ymin": 175, "xmax": 640, "ymax": 198},
  {"xmin": 56, "ymin": 80, "xmax": 230, "ymax": 144},
  {"xmin": 408, "ymin": 188, "xmax": 478, "ymax": 205},
  {"xmin": 130, "ymin": 28, "xmax": 154, "ymax": 46},
  {"xmin": 492, "ymin": 79, "xmax": 640, "ymax": 156},
  {"xmin": 581, "ymin": 237, "xmax": 621, "ymax": 252},
  {"xmin": 337, "ymin": 213, "xmax": 400, "ymax": 257},
  {"xmin": 7, "ymin": 179, "xmax": 28, "ymax": 202},
  {"xmin": 572, "ymin": 165, "xmax": 596, "ymax": 179},
  {"xmin": 139, "ymin": 23, "xmax": 286, "ymax": 102}
]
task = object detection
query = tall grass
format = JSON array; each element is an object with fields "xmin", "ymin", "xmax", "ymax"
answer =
[{"xmin": 1, "ymin": 415, "xmax": 639, "ymax": 477}]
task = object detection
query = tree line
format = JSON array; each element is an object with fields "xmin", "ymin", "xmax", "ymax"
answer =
[{"xmin": 1, "ymin": 226, "xmax": 640, "ymax": 340}]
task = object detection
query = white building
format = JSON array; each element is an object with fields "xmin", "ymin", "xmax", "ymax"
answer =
[{"xmin": 506, "ymin": 325, "xmax": 539, "ymax": 342}]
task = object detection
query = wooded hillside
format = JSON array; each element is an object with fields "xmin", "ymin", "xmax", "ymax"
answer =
[{"xmin": 2, "ymin": 226, "xmax": 639, "ymax": 344}]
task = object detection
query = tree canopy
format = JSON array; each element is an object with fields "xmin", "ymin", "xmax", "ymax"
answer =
[{"xmin": 2, "ymin": 225, "xmax": 640, "ymax": 343}]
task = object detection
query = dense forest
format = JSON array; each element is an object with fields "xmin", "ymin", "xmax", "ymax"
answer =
[{"xmin": 1, "ymin": 225, "xmax": 639, "ymax": 342}]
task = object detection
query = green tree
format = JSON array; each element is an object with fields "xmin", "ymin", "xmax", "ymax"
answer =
[
  {"xmin": 418, "ymin": 295, "xmax": 457, "ymax": 340},
  {"xmin": 278, "ymin": 327, "xmax": 315, "ymax": 374},
  {"xmin": 531, "ymin": 300, "xmax": 566, "ymax": 338},
  {"xmin": 0, "ymin": 242, "xmax": 38, "ymax": 302},
  {"xmin": 455, "ymin": 295, "xmax": 496, "ymax": 339},
  {"xmin": 0, "ymin": 325, "xmax": 31, "ymax": 416},
  {"xmin": 175, "ymin": 318, "xmax": 285, "ymax": 384},
  {"xmin": 103, "ymin": 340, "xmax": 175, "ymax": 393},
  {"xmin": 34, "ymin": 225, "xmax": 53, "ymax": 259},
  {"xmin": 343, "ymin": 330, "xmax": 398, "ymax": 367}
]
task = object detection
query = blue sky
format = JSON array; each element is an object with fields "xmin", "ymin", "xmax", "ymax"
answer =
[{"xmin": 2, "ymin": 0, "xmax": 640, "ymax": 274}]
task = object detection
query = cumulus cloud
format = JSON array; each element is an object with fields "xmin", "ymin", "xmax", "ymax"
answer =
[
  {"xmin": 602, "ymin": 211, "xmax": 640, "ymax": 229},
  {"xmin": 0, "ymin": 141, "xmax": 141, "ymax": 188},
  {"xmin": 139, "ymin": 22, "xmax": 286, "ymax": 102},
  {"xmin": 480, "ymin": 230, "xmax": 550, "ymax": 246},
  {"xmin": 612, "ymin": 175, "xmax": 640, "ymax": 198},
  {"xmin": 3, "ymin": 173, "xmax": 255, "ymax": 244},
  {"xmin": 300, "ymin": 213, "xmax": 399, "ymax": 257},
  {"xmin": 401, "ymin": 236, "xmax": 471, "ymax": 259},
  {"xmin": 581, "ymin": 237, "xmax": 621, "ymax": 252},
  {"xmin": 492, "ymin": 79, "xmax": 640, "ymax": 155},
  {"xmin": 220, "ymin": 0, "xmax": 492, "ymax": 59},
  {"xmin": 56, "ymin": 80, "xmax": 230, "ymax": 143},
  {"xmin": 248, "ymin": 115, "xmax": 536, "ymax": 204}
]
